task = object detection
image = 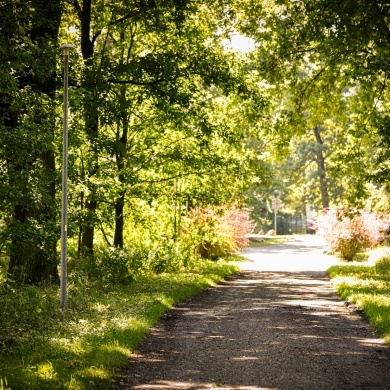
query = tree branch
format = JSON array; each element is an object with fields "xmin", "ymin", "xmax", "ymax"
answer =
[
  {"xmin": 106, "ymin": 78, "xmax": 166, "ymax": 86},
  {"xmin": 66, "ymin": 0, "xmax": 82, "ymax": 18},
  {"xmin": 92, "ymin": 9, "xmax": 140, "ymax": 45}
]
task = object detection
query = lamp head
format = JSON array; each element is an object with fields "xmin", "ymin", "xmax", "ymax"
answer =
[{"xmin": 60, "ymin": 43, "xmax": 75, "ymax": 55}]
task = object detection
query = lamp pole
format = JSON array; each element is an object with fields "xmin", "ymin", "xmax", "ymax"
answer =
[
  {"xmin": 60, "ymin": 43, "xmax": 74, "ymax": 310},
  {"xmin": 274, "ymin": 204, "xmax": 277, "ymax": 233},
  {"xmin": 272, "ymin": 195, "xmax": 280, "ymax": 235}
]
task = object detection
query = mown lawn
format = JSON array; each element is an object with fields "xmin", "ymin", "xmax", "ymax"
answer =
[
  {"xmin": 0, "ymin": 259, "xmax": 238, "ymax": 390},
  {"xmin": 327, "ymin": 248, "xmax": 390, "ymax": 344}
]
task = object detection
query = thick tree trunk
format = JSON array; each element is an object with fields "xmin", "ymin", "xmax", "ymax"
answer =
[
  {"xmin": 114, "ymin": 194, "xmax": 125, "ymax": 248},
  {"xmin": 6, "ymin": 0, "xmax": 61, "ymax": 284},
  {"xmin": 79, "ymin": 0, "xmax": 99, "ymax": 254},
  {"xmin": 81, "ymin": 199, "xmax": 97, "ymax": 254},
  {"xmin": 313, "ymin": 126, "xmax": 330, "ymax": 209}
]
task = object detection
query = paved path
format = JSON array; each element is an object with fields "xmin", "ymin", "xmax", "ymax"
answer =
[{"xmin": 115, "ymin": 236, "xmax": 390, "ymax": 390}]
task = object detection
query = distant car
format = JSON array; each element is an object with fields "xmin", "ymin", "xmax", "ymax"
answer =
[{"xmin": 306, "ymin": 219, "xmax": 318, "ymax": 234}]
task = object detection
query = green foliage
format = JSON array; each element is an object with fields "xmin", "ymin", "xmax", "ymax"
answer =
[
  {"xmin": 0, "ymin": 0, "xmax": 269, "ymax": 284},
  {"xmin": 232, "ymin": 0, "xmax": 390, "ymax": 211},
  {"xmin": 96, "ymin": 247, "xmax": 133, "ymax": 285},
  {"xmin": 0, "ymin": 0, "xmax": 61, "ymax": 284},
  {"xmin": 318, "ymin": 208, "xmax": 386, "ymax": 261},
  {"xmin": 372, "ymin": 114, "xmax": 390, "ymax": 189}
]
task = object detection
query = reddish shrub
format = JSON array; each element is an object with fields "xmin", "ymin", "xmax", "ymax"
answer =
[
  {"xmin": 183, "ymin": 206, "xmax": 254, "ymax": 260},
  {"xmin": 317, "ymin": 208, "xmax": 388, "ymax": 261}
]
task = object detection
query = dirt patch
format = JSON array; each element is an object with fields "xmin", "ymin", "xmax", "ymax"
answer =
[{"xmin": 114, "ymin": 236, "xmax": 390, "ymax": 390}]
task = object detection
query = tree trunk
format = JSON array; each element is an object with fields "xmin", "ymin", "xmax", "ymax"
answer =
[
  {"xmin": 6, "ymin": 0, "xmax": 61, "ymax": 284},
  {"xmin": 79, "ymin": 0, "xmax": 100, "ymax": 254},
  {"xmin": 113, "ymin": 83, "xmax": 129, "ymax": 248},
  {"xmin": 313, "ymin": 126, "xmax": 330, "ymax": 209},
  {"xmin": 81, "ymin": 199, "xmax": 97, "ymax": 254},
  {"xmin": 114, "ymin": 193, "xmax": 125, "ymax": 248}
]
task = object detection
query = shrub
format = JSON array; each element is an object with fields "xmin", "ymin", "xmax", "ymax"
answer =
[
  {"xmin": 318, "ymin": 208, "xmax": 388, "ymax": 261},
  {"xmin": 97, "ymin": 247, "xmax": 133, "ymax": 285},
  {"xmin": 182, "ymin": 206, "xmax": 254, "ymax": 260},
  {"xmin": 95, "ymin": 239, "xmax": 187, "ymax": 281},
  {"xmin": 375, "ymin": 255, "xmax": 390, "ymax": 275}
]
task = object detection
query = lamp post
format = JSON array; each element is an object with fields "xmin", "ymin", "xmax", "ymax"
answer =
[
  {"xmin": 60, "ymin": 43, "xmax": 74, "ymax": 310},
  {"xmin": 272, "ymin": 196, "xmax": 281, "ymax": 235}
]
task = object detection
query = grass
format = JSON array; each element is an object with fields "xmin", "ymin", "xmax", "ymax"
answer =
[
  {"xmin": 248, "ymin": 236, "xmax": 289, "ymax": 247},
  {"xmin": 327, "ymin": 247, "xmax": 390, "ymax": 344},
  {"xmin": 0, "ymin": 259, "xmax": 238, "ymax": 390}
]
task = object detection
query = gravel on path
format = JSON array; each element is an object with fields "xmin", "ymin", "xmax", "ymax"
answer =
[{"xmin": 115, "ymin": 236, "xmax": 390, "ymax": 390}]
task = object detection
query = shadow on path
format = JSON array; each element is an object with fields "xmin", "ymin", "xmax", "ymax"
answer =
[{"xmin": 115, "ymin": 237, "xmax": 390, "ymax": 390}]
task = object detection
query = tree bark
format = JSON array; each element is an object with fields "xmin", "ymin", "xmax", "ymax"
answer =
[
  {"xmin": 78, "ymin": 0, "xmax": 99, "ymax": 254},
  {"xmin": 114, "ymin": 86, "xmax": 129, "ymax": 249},
  {"xmin": 313, "ymin": 126, "xmax": 330, "ymax": 209},
  {"xmin": 114, "ymin": 194, "xmax": 125, "ymax": 248},
  {"xmin": 6, "ymin": 0, "xmax": 62, "ymax": 284}
]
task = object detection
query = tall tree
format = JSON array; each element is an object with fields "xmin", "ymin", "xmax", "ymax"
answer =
[
  {"xmin": 64, "ymin": 0, "xmax": 256, "ymax": 252},
  {"xmin": 233, "ymin": 0, "xmax": 390, "ymax": 209},
  {"xmin": 0, "ymin": 0, "xmax": 62, "ymax": 284}
]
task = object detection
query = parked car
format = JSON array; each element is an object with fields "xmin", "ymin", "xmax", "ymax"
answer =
[{"xmin": 306, "ymin": 219, "xmax": 318, "ymax": 234}]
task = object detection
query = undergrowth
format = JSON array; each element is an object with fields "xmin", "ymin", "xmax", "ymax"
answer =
[{"xmin": 0, "ymin": 260, "xmax": 238, "ymax": 390}]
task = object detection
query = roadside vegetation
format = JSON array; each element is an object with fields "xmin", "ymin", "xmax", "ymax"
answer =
[
  {"xmin": 319, "ymin": 208, "xmax": 390, "ymax": 345},
  {"xmin": 248, "ymin": 236, "xmax": 289, "ymax": 247},
  {"xmin": 0, "ymin": 256, "xmax": 238, "ymax": 390},
  {"xmin": 327, "ymin": 248, "xmax": 390, "ymax": 345},
  {"xmin": 0, "ymin": 205, "xmax": 251, "ymax": 390}
]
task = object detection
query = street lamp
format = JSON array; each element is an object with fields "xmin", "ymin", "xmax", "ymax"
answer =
[
  {"xmin": 60, "ymin": 43, "xmax": 74, "ymax": 310},
  {"xmin": 271, "ymin": 195, "xmax": 281, "ymax": 234}
]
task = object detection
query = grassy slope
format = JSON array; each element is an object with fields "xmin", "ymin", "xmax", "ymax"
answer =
[{"xmin": 0, "ymin": 261, "xmax": 238, "ymax": 390}]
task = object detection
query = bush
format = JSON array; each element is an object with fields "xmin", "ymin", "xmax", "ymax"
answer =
[
  {"xmin": 182, "ymin": 206, "xmax": 254, "ymax": 260},
  {"xmin": 95, "ymin": 239, "xmax": 187, "ymax": 282},
  {"xmin": 318, "ymin": 208, "xmax": 387, "ymax": 261},
  {"xmin": 375, "ymin": 255, "xmax": 390, "ymax": 275},
  {"xmin": 97, "ymin": 247, "xmax": 133, "ymax": 285}
]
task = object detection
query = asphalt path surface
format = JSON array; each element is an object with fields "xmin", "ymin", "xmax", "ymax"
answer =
[{"xmin": 115, "ymin": 235, "xmax": 390, "ymax": 390}]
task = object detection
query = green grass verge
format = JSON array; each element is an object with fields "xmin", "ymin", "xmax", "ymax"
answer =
[
  {"xmin": 0, "ymin": 260, "xmax": 238, "ymax": 390},
  {"xmin": 248, "ymin": 236, "xmax": 289, "ymax": 247},
  {"xmin": 327, "ymin": 256, "xmax": 390, "ymax": 345}
]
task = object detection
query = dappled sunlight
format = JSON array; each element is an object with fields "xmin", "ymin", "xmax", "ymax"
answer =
[
  {"xmin": 118, "ymin": 269, "xmax": 390, "ymax": 388},
  {"xmin": 83, "ymin": 365, "xmax": 110, "ymax": 379},
  {"xmin": 115, "ymin": 238, "xmax": 390, "ymax": 389},
  {"xmin": 237, "ymin": 235, "xmax": 343, "ymax": 273},
  {"xmin": 36, "ymin": 361, "xmax": 56, "ymax": 381},
  {"xmin": 358, "ymin": 337, "xmax": 386, "ymax": 346},
  {"xmin": 230, "ymin": 356, "xmax": 259, "ymax": 361},
  {"xmin": 131, "ymin": 380, "xmax": 277, "ymax": 389},
  {"xmin": 93, "ymin": 302, "xmax": 111, "ymax": 313}
]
